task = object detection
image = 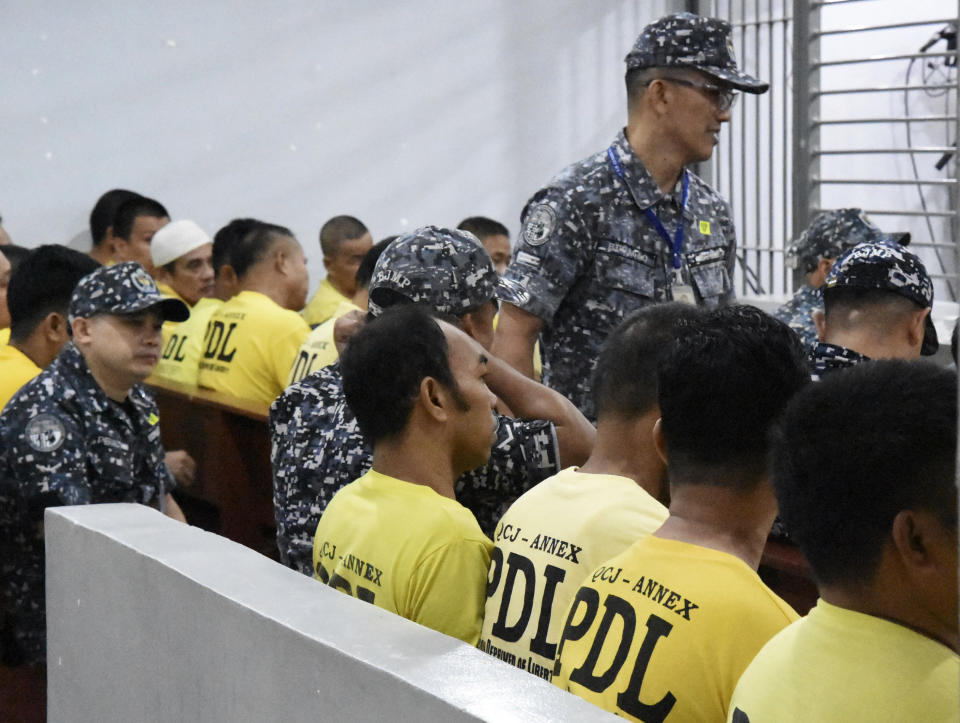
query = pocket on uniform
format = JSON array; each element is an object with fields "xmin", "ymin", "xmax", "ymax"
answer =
[
  {"xmin": 685, "ymin": 247, "xmax": 731, "ymax": 301},
  {"xmin": 595, "ymin": 242, "xmax": 657, "ymax": 299}
]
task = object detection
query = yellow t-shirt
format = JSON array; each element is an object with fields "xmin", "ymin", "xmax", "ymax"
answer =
[
  {"xmin": 728, "ymin": 599, "xmax": 960, "ymax": 723},
  {"xmin": 197, "ymin": 290, "xmax": 310, "ymax": 405},
  {"xmin": 553, "ymin": 535, "xmax": 799, "ymax": 722},
  {"xmin": 288, "ymin": 299, "xmax": 360, "ymax": 385},
  {"xmin": 152, "ymin": 295, "xmax": 223, "ymax": 387},
  {"xmin": 301, "ymin": 278, "xmax": 350, "ymax": 328},
  {"xmin": 0, "ymin": 344, "xmax": 41, "ymax": 410},
  {"xmin": 479, "ymin": 467, "xmax": 667, "ymax": 680},
  {"xmin": 313, "ymin": 469, "xmax": 493, "ymax": 645},
  {"xmin": 0, "ymin": 327, "xmax": 10, "ymax": 346}
]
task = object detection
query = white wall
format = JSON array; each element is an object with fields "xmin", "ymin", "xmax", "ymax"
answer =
[
  {"xmin": 2, "ymin": 0, "xmax": 678, "ymax": 295},
  {"xmin": 45, "ymin": 504, "xmax": 616, "ymax": 722}
]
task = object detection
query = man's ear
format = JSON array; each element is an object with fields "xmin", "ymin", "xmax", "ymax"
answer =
[
  {"xmin": 419, "ymin": 376, "xmax": 449, "ymax": 423},
  {"xmin": 813, "ymin": 309, "xmax": 826, "ymax": 341},
  {"xmin": 907, "ymin": 307, "xmax": 930, "ymax": 350},
  {"xmin": 44, "ymin": 312, "xmax": 69, "ymax": 343},
  {"xmin": 652, "ymin": 417, "xmax": 668, "ymax": 465},
  {"xmin": 71, "ymin": 316, "xmax": 92, "ymax": 345},
  {"xmin": 890, "ymin": 509, "xmax": 947, "ymax": 578}
]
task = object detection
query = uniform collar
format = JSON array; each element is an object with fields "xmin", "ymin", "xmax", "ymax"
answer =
[
  {"xmin": 811, "ymin": 342, "xmax": 869, "ymax": 378},
  {"xmin": 609, "ymin": 130, "xmax": 692, "ymax": 217}
]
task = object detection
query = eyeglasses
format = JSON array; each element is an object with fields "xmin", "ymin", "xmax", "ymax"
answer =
[{"xmin": 646, "ymin": 77, "xmax": 738, "ymax": 111}]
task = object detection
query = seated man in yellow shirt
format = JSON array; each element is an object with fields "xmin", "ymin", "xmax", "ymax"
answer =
[
  {"xmin": 0, "ymin": 245, "xmax": 100, "ymax": 409},
  {"xmin": 301, "ymin": 215, "xmax": 373, "ymax": 327},
  {"xmin": 480, "ymin": 303, "xmax": 701, "ymax": 680},
  {"xmin": 87, "ymin": 188, "xmax": 142, "ymax": 266},
  {"xmin": 729, "ymin": 360, "xmax": 959, "ymax": 723},
  {"xmin": 149, "ymin": 219, "xmax": 220, "ymax": 386},
  {"xmin": 108, "ymin": 195, "xmax": 169, "ymax": 277},
  {"xmin": 553, "ymin": 306, "xmax": 810, "ymax": 722},
  {"xmin": 197, "ymin": 222, "xmax": 310, "ymax": 405},
  {"xmin": 288, "ymin": 236, "xmax": 394, "ymax": 385},
  {"xmin": 313, "ymin": 305, "xmax": 495, "ymax": 645}
]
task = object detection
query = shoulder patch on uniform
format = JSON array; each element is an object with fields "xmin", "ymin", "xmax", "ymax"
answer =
[
  {"xmin": 25, "ymin": 414, "xmax": 66, "ymax": 453},
  {"xmin": 522, "ymin": 205, "xmax": 558, "ymax": 247}
]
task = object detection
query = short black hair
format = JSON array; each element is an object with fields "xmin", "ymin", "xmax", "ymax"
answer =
[
  {"xmin": 772, "ymin": 360, "xmax": 957, "ymax": 587},
  {"xmin": 457, "ymin": 217, "xmax": 509, "ymax": 241},
  {"xmin": 355, "ymin": 237, "xmax": 396, "ymax": 291},
  {"xmin": 658, "ymin": 305, "xmax": 810, "ymax": 485},
  {"xmin": 212, "ymin": 218, "xmax": 263, "ymax": 274},
  {"xmin": 0, "ymin": 245, "xmax": 32, "ymax": 275},
  {"xmin": 319, "ymin": 215, "xmax": 368, "ymax": 257},
  {"xmin": 231, "ymin": 222, "xmax": 295, "ymax": 279},
  {"xmin": 112, "ymin": 196, "xmax": 169, "ymax": 241},
  {"xmin": 8, "ymin": 245, "xmax": 101, "ymax": 341},
  {"xmin": 341, "ymin": 305, "xmax": 463, "ymax": 445},
  {"xmin": 89, "ymin": 189, "xmax": 142, "ymax": 247},
  {"xmin": 593, "ymin": 303, "xmax": 704, "ymax": 419}
]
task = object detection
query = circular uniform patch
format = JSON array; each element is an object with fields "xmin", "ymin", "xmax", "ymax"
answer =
[
  {"xmin": 131, "ymin": 267, "xmax": 156, "ymax": 293},
  {"xmin": 522, "ymin": 204, "xmax": 558, "ymax": 247},
  {"xmin": 25, "ymin": 414, "xmax": 66, "ymax": 453}
]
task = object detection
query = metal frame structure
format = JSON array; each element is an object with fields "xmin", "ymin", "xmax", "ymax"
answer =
[{"xmin": 697, "ymin": 0, "xmax": 959, "ymax": 300}]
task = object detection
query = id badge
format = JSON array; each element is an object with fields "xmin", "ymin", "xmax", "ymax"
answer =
[{"xmin": 671, "ymin": 268, "xmax": 696, "ymax": 305}]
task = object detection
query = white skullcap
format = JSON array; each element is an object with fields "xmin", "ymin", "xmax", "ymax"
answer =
[{"xmin": 151, "ymin": 219, "xmax": 211, "ymax": 267}]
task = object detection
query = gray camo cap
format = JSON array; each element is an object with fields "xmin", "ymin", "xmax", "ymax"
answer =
[
  {"xmin": 69, "ymin": 261, "xmax": 189, "ymax": 322},
  {"xmin": 625, "ymin": 12, "xmax": 768, "ymax": 93},
  {"xmin": 367, "ymin": 226, "xmax": 502, "ymax": 318},
  {"xmin": 824, "ymin": 241, "xmax": 938, "ymax": 355},
  {"xmin": 786, "ymin": 208, "xmax": 911, "ymax": 273}
]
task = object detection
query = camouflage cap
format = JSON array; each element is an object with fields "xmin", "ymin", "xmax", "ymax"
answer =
[
  {"xmin": 69, "ymin": 261, "xmax": 190, "ymax": 322},
  {"xmin": 625, "ymin": 12, "xmax": 768, "ymax": 93},
  {"xmin": 824, "ymin": 241, "xmax": 938, "ymax": 355},
  {"xmin": 367, "ymin": 225, "xmax": 502, "ymax": 318},
  {"xmin": 786, "ymin": 208, "xmax": 911, "ymax": 273}
]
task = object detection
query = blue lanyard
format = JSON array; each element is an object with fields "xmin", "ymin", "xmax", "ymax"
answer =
[{"xmin": 607, "ymin": 145, "xmax": 690, "ymax": 270}]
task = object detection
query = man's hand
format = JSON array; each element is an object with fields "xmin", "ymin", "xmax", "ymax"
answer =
[
  {"xmin": 334, "ymin": 310, "xmax": 366, "ymax": 355},
  {"xmin": 164, "ymin": 450, "xmax": 196, "ymax": 488}
]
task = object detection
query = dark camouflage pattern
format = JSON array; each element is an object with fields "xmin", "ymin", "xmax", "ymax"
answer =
[
  {"xmin": 0, "ymin": 343, "xmax": 172, "ymax": 665},
  {"xmin": 825, "ymin": 241, "xmax": 938, "ymax": 355},
  {"xmin": 785, "ymin": 208, "xmax": 909, "ymax": 274},
  {"xmin": 772, "ymin": 284, "xmax": 821, "ymax": 353},
  {"xmin": 367, "ymin": 226, "xmax": 502, "ymax": 318},
  {"xmin": 270, "ymin": 362, "xmax": 561, "ymax": 576},
  {"xmin": 499, "ymin": 130, "xmax": 736, "ymax": 420},
  {"xmin": 69, "ymin": 261, "xmax": 189, "ymax": 322},
  {"xmin": 625, "ymin": 12, "xmax": 768, "ymax": 93},
  {"xmin": 810, "ymin": 341, "xmax": 869, "ymax": 381}
]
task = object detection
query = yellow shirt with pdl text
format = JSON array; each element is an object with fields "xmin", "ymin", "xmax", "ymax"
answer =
[
  {"xmin": 479, "ymin": 467, "xmax": 667, "ymax": 681},
  {"xmin": 288, "ymin": 299, "xmax": 360, "ymax": 385},
  {"xmin": 553, "ymin": 535, "xmax": 799, "ymax": 723},
  {"xmin": 152, "ymin": 297, "xmax": 223, "ymax": 387},
  {"xmin": 728, "ymin": 599, "xmax": 960, "ymax": 723},
  {"xmin": 313, "ymin": 469, "xmax": 493, "ymax": 645},
  {"xmin": 0, "ymin": 344, "xmax": 41, "ymax": 410},
  {"xmin": 301, "ymin": 278, "xmax": 350, "ymax": 328},
  {"xmin": 197, "ymin": 290, "xmax": 309, "ymax": 405}
]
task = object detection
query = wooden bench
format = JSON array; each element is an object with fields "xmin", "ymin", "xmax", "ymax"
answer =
[
  {"xmin": 760, "ymin": 538, "xmax": 818, "ymax": 615},
  {"xmin": 146, "ymin": 379, "xmax": 276, "ymax": 557}
]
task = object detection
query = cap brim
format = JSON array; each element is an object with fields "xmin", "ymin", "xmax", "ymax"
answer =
[
  {"xmin": 878, "ymin": 231, "xmax": 911, "ymax": 247},
  {"xmin": 126, "ymin": 297, "xmax": 190, "ymax": 323},
  {"xmin": 699, "ymin": 66, "xmax": 769, "ymax": 94},
  {"xmin": 921, "ymin": 314, "xmax": 940, "ymax": 356}
]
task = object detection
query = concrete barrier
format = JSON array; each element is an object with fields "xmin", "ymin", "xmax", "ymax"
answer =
[{"xmin": 45, "ymin": 504, "xmax": 614, "ymax": 722}]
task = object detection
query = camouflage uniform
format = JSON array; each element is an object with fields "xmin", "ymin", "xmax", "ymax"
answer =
[
  {"xmin": 809, "ymin": 342, "xmax": 869, "ymax": 381},
  {"xmin": 775, "ymin": 208, "xmax": 910, "ymax": 353},
  {"xmin": 270, "ymin": 227, "xmax": 563, "ymax": 576},
  {"xmin": 499, "ymin": 13, "xmax": 770, "ymax": 420},
  {"xmin": 0, "ymin": 262, "xmax": 187, "ymax": 665}
]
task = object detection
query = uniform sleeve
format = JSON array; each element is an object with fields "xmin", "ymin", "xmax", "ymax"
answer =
[
  {"xmin": 719, "ymin": 197, "xmax": 737, "ymax": 304},
  {"xmin": 272, "ymin": 315, "xmax": 311, "ymax": 392},
  {"xmin": 5, "ymin": 413, "xmax": 91, "ymax": 507},
  {"xmin": 500, "ymin": 186, "xmax": 593, "ymax": 324},
  {"xmin": 407, "ymin": 538, "xmax": 492, "ymax": 645}
]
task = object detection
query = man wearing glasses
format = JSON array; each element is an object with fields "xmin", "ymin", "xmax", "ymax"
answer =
[{"xmin": 494, "ymin": 13, "xmax": 768, "ymax": 421}]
